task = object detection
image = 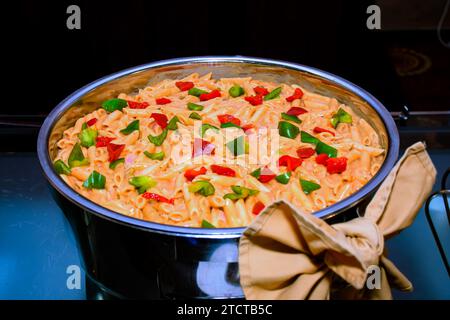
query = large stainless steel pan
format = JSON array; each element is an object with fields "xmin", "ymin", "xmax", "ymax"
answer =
[{"xmin": 37, "ymin": 57, "xmax": 399, "ymax": 298}]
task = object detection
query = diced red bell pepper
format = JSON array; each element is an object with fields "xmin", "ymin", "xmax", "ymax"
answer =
[
  {"xmin": 217, "ymin": 114, "xmax": 241, "ymax": 126},
  {"xmin": 278, "ymin": 155, "xmax": 302, "ymax": 171},
  {"xmin": 252, "ymin": 201, "xmax": 265, "ymax": 215},
  {"xmin": 259, "ymin": 167, "xmax": 276, "ymax": 183},
  {"xmin": 107, "ymin": 143, "xmax": 125, "ymax": 162},
  {"xmin": 315, "ymin": 153, "xmax": 329, "ymax": 165},
  {"xmin": 127, "ymin": 101, "xmax": 149, "ymax": 109},
  {"xmin": 96, "ymin": 136, "xmax": 115, "ymax": 147},
  {"xmin": 156, "ymin": 98, "xmax": 172, "ymax": 105},
  {"xmin": 151, "ymin": 113, "xmax": 169, "ymax": 129},
  {"xmin": 286, "ymin": 107, "xmax": 308, "ymax": 116},
  {"xmin": 86, "ymin": 118, "xmax": 97, "ymax": 127},
  {"xmin": 326, "ymin": 157, "xmax": 347, "ymax": 174},
  {"xmin": 286, "ymin": 88, "xmax": 304, "ymax": 102},
  {"xmin": 175, "ymin": 81, "xmax": 194, "ymax": 91},
  {"xmin": 241, "ymin": 124, "xmax": 255, "ymax": 134},
  {"xmin": 296, "ymin": 147, "xmax": 316, "ymax": 159},
  {"xmin": 313, "ymin": 126, "xmax": 335, "ymax": 136},
  {"xmin": 199, "ymin": 89, "xmax": 221, "ymax": 101},
  {"xmin": 254, "ymin": 86, "xmax": 269, "ymax": 96},
  {"xmin": 210, "ymin": 165, "xmax": 236, "ymax": 177},
  {"xmin": 192, "ymin": 138, "xmax": 215, "ymax": 157},
  {"xmin": 245, "ymin": 94, "xmax": 263, "ymax": 106},
  {"xmin": 142, "ymin": 192, "xmax": 175, "ymax": 204},
  {"xmin": 184, "ymin": 167, "xmax": 207, "ymax": 181}
]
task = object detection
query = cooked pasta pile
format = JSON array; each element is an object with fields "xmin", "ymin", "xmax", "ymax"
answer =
[{"xmin": 54, "ymin": 73, "xmax": 385, "ymax": 228}]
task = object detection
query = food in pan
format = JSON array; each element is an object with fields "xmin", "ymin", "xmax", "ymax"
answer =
[{"xmin": 53, "ymin": 73, "xmax": 385, "ymax": 228}]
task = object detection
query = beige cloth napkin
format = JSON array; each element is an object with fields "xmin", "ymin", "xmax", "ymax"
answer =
[{"xmin": 239, "ymin": 142, "xmax": 437, "ymax": 300}]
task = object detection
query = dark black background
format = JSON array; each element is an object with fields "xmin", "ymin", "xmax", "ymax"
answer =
[{"xmin": 4, "ymin": 0, "xmax": 405, "ymax": 116}]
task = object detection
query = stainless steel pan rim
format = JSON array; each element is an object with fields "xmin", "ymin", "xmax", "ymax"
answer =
[{"xmin": 37, "ymin": 56, "xmax": 399, "ymax": 238}]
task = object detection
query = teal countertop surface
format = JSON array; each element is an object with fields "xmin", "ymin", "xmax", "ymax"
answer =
[{"xmin": 0, "ymin": 150, "xmax": 448, "ymax": 299}]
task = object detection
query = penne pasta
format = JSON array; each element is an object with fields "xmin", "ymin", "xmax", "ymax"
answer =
[{"xmin": 54, "ymin": 74, "xmax": 385, "ymax": 227}]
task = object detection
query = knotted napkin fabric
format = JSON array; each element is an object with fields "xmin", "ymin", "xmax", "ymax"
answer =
[{"xmin": 239, "ymin": 142, "xmax": 436, "ymax": 299}]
